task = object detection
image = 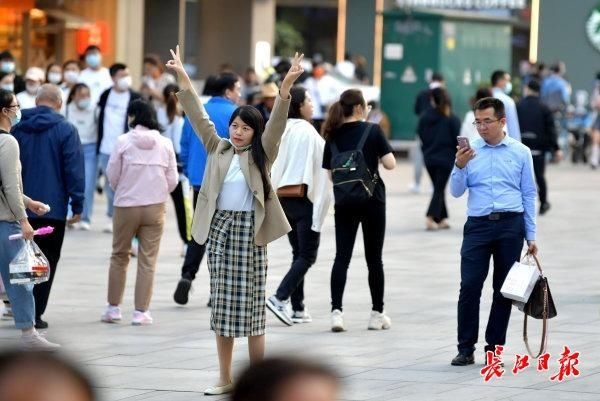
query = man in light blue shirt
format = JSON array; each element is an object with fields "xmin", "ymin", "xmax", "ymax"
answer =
[
  {"xmin": 491, "ymin": 70, "xmax": 521, "ymax": 141},
  {"xmin": 449, "ymin": 97, "xmax": 538, "ymax": 367}
]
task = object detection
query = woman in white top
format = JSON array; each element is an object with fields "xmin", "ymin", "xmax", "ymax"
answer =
[
  {"xmin": 267, "ymin": 85, "xmax": 331, "ymax": 325},
  {"xmin": 460, "ymin": 87, "xmax": 492, "ymax": 142},
  {"xmin": 157, "ymin": 83, "xmax": 190, "ymax": 252},
  {"xmin": 65, "ymin": 83, "xmax": 98, "ymax": 230}
]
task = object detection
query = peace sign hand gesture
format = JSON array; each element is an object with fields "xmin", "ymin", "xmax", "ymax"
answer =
[
  {"xmin": 166, "ymin": 45, "xmax": 193, "ymax": 91},
  {"xmin": 280, "ymin": 52, "xmax": 304, "ymax": 99}
]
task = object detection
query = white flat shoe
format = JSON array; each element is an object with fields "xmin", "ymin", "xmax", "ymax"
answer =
[{"xmin": 204, "ymin": 382, "xmax": 234, "ymax": 395}]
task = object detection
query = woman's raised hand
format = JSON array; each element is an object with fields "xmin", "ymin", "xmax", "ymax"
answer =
[
  {"xmin": 166, "ymin": 45, "xmax": 192, "ymax": 91},
  {"xmin": 280, "ymin": 52, "xmax": 305, "ymax": 97}
]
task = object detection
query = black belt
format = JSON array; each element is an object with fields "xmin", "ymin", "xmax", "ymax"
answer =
[{"xmin": 469, "ymin": 211, "xmax": 523, "ymax": 221}]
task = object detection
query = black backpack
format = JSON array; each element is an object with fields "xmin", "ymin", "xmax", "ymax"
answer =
[{"xmin": 330, "ymin": 123, "xmax": 378, "ymax": 206}]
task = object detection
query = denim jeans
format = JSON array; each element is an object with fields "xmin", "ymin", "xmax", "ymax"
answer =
[
  {"xmin": 0, "ymin": 221, "xmax": 36, "ymax": 329},
  {"xmin": 82, "ymin": 143, "xmax": 98, "ymax": 223},
  {"xmin": 275, "ymin": 196, "xmax": 321, "ymax": 312},
  {"xmin": 457, "ymin": 214, "xmax": 525, "ymax": 355},
  {"xmin": 98, "ymin": 152, "xmax": 115, "ymax": 218}
]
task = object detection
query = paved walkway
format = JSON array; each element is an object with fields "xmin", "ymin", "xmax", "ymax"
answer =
[{"xmin": 1, "ymin": 161, "xmax": 598, "ymax": 401}]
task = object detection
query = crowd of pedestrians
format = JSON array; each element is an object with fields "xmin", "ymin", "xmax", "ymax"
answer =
[{"xmin": 0, "ymin": 40, "xmax": 583, "ymax": 397}]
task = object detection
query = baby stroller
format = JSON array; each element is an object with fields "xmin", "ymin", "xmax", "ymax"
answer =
[{"xmin": 566, "ymin": 94, "xmax": 593, "ymax": 164}]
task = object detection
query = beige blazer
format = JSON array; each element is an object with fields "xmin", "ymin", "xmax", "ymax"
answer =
[{"xmin": 177, "ymin": 89, "xmax": 292, "ymax": 246}]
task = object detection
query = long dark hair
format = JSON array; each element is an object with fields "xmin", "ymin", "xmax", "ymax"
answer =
[
  {"xmin": 127, "ymin": 99, "xmax": 162, "ymax": 131},
  {"xmin": 228, "ymin": 106, "xmax": 271, "ymax": 198},
  {"xmin": 66, "ymin": 83, "xmax": 90, "ymax": 105},
  {"xmin": 431, "ymin": 87, "xmax": 451, "ymax": 117},
  {"xmin": 322, "ymin": 89, "xmax": 365, "ymax": 140},
  {"xmin": 0, "ymin": 88, "xmax": 14, "ymax": 109},
  {"xmin": 288, "ymin": 85, "xmax": 308, "ymax": 120},
  {"xmin": 163, "ymin": 83, "xmax": 180, "ymax": 123}
]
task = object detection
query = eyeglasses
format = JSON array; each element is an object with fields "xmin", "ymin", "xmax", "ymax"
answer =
[
  {"xmin": 6, "ymin": 104, "xmax": 19, "ymax": 109},
  {"xmin": 472, "ymin": 119, "xmax": 500, "ymax": 128}
]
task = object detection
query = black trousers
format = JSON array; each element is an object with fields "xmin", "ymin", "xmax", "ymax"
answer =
[
  {"xmin": 30, "ymin": 218, "xmax": 66, "ymax": 319},
  {"xmin": 181, "ymin": 189, "xmax": 206, "ymax": 281},
  {"xmin": 425, "ymin": 163, "xmax": 452, "ymax": 223},
  {"xmin": 275, "ymin": 196, "xmax": 321, "ymax": 312},
  {"xmin": 169, "ymin": 181, "xmax": 190, "ymax": 244},
  {"xmin": 457, "ymin": 214, "xmax": 524, "ymax": 355},
  {"xmin": 532, "ymin": 154, "xmax": 547, "ymax": 205},
  {"xmin": 331, "ymin": 200, "xmax": 386, "ymax": 313}
]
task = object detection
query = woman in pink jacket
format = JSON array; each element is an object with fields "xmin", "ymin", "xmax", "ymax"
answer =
[{"xmin": 102, "ymin": 99, "xmax": 178, "ymax": 325}]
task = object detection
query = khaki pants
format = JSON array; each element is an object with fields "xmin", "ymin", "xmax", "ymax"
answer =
[{"xmin": 108, "ymin": 203, "xmax": 165, "ymax": 311}]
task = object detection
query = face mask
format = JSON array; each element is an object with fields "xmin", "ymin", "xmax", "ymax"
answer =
[
  {"xmin": 85, "ymin": 53, "xmax": 102, "ymax": 68},
  {"xmin": 26, "ymin": 82, "xmax": 40, "ymax": 95},
  {"xmin": 116, "ymin": 76, "xmax": 132, "ymax": 91},
  {"xmin": 76, "ymin": 99, "xmax": 91, "ymax": 110},
  {"xmin": 63, "ymin": 70, "xmax": 79, "ymax": 84},
  {"xmin": 0, "ymin": 61, "xmax": 15, "ymax": 73},
  {"xmin": 7, "ymin": 108, "xmax": 21, "ymax": 126},
  {"xmin": 0, "ymin": 83, "xmax": 14, "ymax": 92},
  {"xmin": 504, "ymin": 82, "xmax": 513, "ymax": 95},
  {"xmin": 47, "ymin": 72, "xmax": 62, "ymax": 84}
]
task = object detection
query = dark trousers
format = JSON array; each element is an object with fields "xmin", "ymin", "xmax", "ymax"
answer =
[
  {"xmin": 532, "ymin": 154, "xmax": 547, "ymax": 205},
  {"xmin": 425, "ymin": 163, "xmax": 452, "ymax": 222},
  {"xmin": 275, "ymin": 196, "xmax": 321, "ymax": 312},
  {"xmin": 170, "ymin": 181, "xmax": 190, "ymax": 244},
  {"xmin": 331, "ymin": 200, "xmax": 386, "ymax": 313},
  {"xmin": 457, "ymin": 214, "xmax": 525, "ymax": 355},
  {"xmin": 30, "ymin": 218, "xmax": 66, "ymax": 319},
  {"xmin": 181, "ymin": 188, "xmax": 206, "ymax": 281}
]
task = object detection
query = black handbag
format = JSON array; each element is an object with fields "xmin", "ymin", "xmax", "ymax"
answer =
[{"xmin": 523, "ymin": 253, "xmax": 557, "ymax": 358}]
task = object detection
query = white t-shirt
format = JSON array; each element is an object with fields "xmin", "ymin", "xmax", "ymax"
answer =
[
  {"xmin": 79, "ymin": 67, "xmax": 113, "ymax": 107},
  {"xmin": 66, "ymin": 103, "xmax": 98, "ymax": 145},
  {"xmin": 157, "ymin": 107, "xmax": 184, "ymax": 154},
  {"xmin": 217, "ymin": 154, "xmax": 254, "ymax": 212},
  {"xmin": 16, "ymin": 91, "xmax": 36, "ymax": 110},
  {"xmin": 100, "ymin": 89, "xmax": 130, "ymax": 155}
]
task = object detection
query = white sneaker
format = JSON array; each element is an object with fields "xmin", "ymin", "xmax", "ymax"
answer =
[
  {"xmin": 130, "ymin": 238, "xmax": 139, "ymax": 258},
  {"xmin": 132, "ymin": 310, "xmax": 153, "ymax": 326},
  {"xmin": 180, "ymin": 244, "xmax": 188, "ymax": 258},
  {"xmin": 78, "ymin": 221, "xmax": 91, "ymax": 231},
  {"xmin": 291, "ymin": 309, "xmax": 313, "ymax": 324},
  {"xmin": 367, "ymin": 310, "xmax": 392, "ymax": 330},
  {"xmin": 20, "ymin": 330, "xmax": 61, "ymax": 351},
  {"xmin": 101, "ymin": 305, "xmax": 122, "ymax": 323},
  {"xmin": 331, "ymin": 309, "xmax": 344, "ymax": 332},
  {"xmin": 103, "ymin": 222, "xmax": 113, "ymax": 233},
  {"xmin": 408, "ymin": 183, "xmax": 421, "ymax": 194}
]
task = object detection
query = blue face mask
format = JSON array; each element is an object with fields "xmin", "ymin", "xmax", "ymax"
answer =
[
  {"xmin": 9, "ymin": 108, "xmax": 21, "ymax": 126},
  {"xmin": 0, "ymin": 61, "xmax": 15, "ymax": 73},
  {"xmin": 77, "ymin": 99, "xmax": 91, "ymax": 110},
  {"xmin": 85, "ymin": 53, "xmax": 101, "ymax": 68}
]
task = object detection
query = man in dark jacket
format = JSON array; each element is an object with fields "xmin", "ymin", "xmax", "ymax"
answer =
[
  {"xmin": 97, "ymin": 63, "xmax": 141, "ymax": 232},
  {"xmin": 12, "ymin": 84, "xmax": 85, "ymax": 329},
  {"xmin": 517, "ymin": 79, "xmax": 562, "ymax": 215}
]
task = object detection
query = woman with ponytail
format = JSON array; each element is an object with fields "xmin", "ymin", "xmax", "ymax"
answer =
[
  {"xmin": 167, "ymin": 46, "xmax": 304, "ymax": 395},
  {"xmin": 321, "ymin": 89, "xmax": 396, "ymax": 333}
]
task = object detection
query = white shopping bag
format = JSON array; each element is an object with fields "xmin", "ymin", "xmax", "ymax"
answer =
[{"xmin": 500, "ymin": 256, "xmax": 540, "ymax": 303}]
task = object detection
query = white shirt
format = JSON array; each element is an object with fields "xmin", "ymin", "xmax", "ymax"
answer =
[
  {"xmin": 217, "ymin": 154, "xmax": 254, "ymax": 211},
  {"xmin": 79, "ymin": 67, "xmax": 113, "ymax": 107},
  {"xmin": 492, "ymin": 87, "xmax": 522, "ymax": 141},
  {"xmin": 156, "ymin": 108, "xmax": 184, "ymax": 154},
  {"xmin": 66, "ymin": 103, "xmax": 98, "ymax": 145},
  {"xmin": 16, "ymin": 91, "xmax": 36, "ymax": 110},
  {"xmin": 271, "ymin": 119, "xmax": 332, "ymax": 232},
  {"xmin": 459, "ymin": 110, "xmax": 481, "ymax": 142},
  {"xmin": 100, "ymin": 89, "xmax": 130, "ymax": 155}
]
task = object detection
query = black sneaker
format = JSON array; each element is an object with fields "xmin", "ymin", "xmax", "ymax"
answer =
[
  {"xmin": 451, "ymin": 352, "xmax": 474, "ymax": 366},
  {"xmin": 34, "ymin": 317, "xmax": 48, "ymax": 329},
  {"xmin": 266, "ymin": 295, "xmax": 293, "ymax": 326},
  {"xmin": 539, "ymin": 202, "xmax": 551, "ymax": 215},
  {"xmin": 173, "ymin": 278, "xmax": 192, "ymax": 305}
]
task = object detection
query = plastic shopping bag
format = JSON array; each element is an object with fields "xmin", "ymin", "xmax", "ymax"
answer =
[
  {"xmin": 500, "ymin": 254, "xmax": 540, "ymax": 303},
  {"xmin": 9, "ymin": 240, "xmax": 50, "ymax": 285}
]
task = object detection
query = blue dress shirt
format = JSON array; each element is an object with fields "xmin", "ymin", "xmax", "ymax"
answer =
[
  {"xmin": 450, "ymin": 135, "xmax": 537, "ymax": 241},
  {"xmin": 492, "ymin": 88, "xmax": 522, "ymax": 142}
]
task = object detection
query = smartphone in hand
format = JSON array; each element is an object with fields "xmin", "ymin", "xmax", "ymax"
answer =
[{"xmin": 457, "ymin": 136, "xmax": 470, "ymax": 150}]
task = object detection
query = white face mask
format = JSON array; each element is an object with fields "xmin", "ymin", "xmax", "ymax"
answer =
[
  {"xmin": 63, "ymin": 70, "xmax": 79, "ymax": 84},
  {"xmin": 0, "ymin": 83, "xmax": 14, "ymax": 92},
  {"xmin": 48, "ymin": 72, "xmax": 62, "ymax": 84},
  {"xmin": 116, "ymin": 76, "xmax": 132, "ymax": 91},
  {"xmin": 504, "ymin": 82, "xmax": 513, "ymax": 95},
  {"xmin": 26, "ymin": 82, "xmax": 40, "ymax": 95}
]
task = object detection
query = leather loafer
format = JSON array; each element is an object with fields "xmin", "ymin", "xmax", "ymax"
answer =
[
  {"xmin": 204, "ymin": 382, "xmax": 234, "ymax": 396},
  {"xmin": 451, "ymin": 352, "xmax": 475, "ymax": 366}
]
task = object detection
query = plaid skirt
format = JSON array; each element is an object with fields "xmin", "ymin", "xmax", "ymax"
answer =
[{"xmin": 207, "ymin": 210, "xmax": 267, "ymax": 338}]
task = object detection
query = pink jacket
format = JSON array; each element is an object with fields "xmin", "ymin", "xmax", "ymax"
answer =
[{"xmin": 106, "ymin": 126, "xmax": 178, "ymax": 207}]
